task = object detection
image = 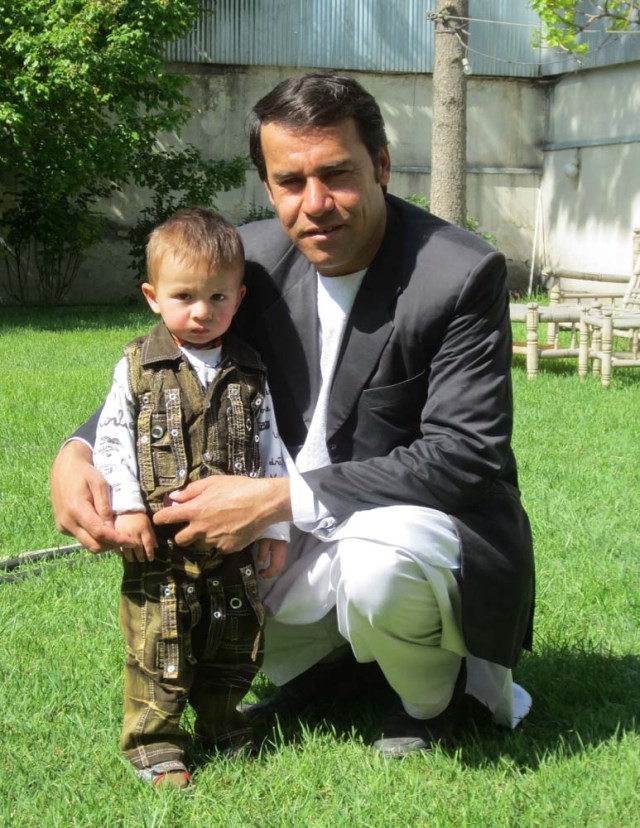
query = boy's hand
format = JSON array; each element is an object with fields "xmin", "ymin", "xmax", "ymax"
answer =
[
  {"xmin": 114, "ymin": 512, "xmax": 157, "ymax": 562},
  {"xmin": 256, "ymin": 537, "xmax": 287, "ymax": 579}
]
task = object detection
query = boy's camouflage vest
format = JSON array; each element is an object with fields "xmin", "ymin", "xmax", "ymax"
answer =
[{"xmin": 124, "ymin": 322, "xmax": 267, "ymax": 513}]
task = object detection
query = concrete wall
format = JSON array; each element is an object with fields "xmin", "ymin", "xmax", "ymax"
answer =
[
  {"xmin": 6, "ymin": 61, "xmax": 637, "ymax": 303},
  {"xmin": 177, "ymin": 65, "xmax": 545, "ymax": 269},
  {"xmin": 540, "ymin": 61, "xmax": 640, "ymax": 284}
]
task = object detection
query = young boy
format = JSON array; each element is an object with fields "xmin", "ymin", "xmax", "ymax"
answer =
[{"xmin": 94, "ymin": 208, "xmax": 289, "ymax": 789}]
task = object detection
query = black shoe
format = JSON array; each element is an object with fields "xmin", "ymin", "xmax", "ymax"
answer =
[
  {"xmin": 243, "ymin": 650, "xmax": 393, "ymax": 726},
  {"xmin": 372, "ymin": 660, "xmax": 466, "ymax": 759},
  {"xmin": 371, "ymin": 705, "xmax": 457, "ymax": 758}
]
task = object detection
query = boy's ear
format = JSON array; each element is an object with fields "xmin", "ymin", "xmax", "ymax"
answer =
[{"xmin": 141, "ymin": 282, "xmax": 160, "ymax": 314}]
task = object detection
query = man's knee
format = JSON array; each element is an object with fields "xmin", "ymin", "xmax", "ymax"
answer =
[{"xmin": 336, "ymin": 543, "xmax": 425, "ymax": 623}]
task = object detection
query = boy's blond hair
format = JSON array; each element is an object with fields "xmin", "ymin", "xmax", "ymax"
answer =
[{"xmin": 146, "ymin": 207, "xmax": 244, "ymax": 285}]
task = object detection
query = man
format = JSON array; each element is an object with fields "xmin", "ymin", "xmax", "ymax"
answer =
[{"xmin": 51, "ymin": 72, "xmax": 534, "ymax": 758}]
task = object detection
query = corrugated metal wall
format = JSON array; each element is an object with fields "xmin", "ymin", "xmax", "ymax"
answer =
[
  {"xmin": 165, "ymin": 0, "xmax": 640, "ymax": 77},
  {"xmin": 166, "ymin": 0, "xmax": 525, "ymax": 76}
]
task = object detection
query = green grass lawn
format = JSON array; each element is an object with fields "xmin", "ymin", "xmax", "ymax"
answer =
[{"xmin": 1, "ymin": 306, "xmax": 638, "ymax": 827}]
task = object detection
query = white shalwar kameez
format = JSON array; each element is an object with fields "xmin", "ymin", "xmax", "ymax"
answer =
[{"xmin": 257, "ymin": 269, "xmax": 532, "ymax": 729}]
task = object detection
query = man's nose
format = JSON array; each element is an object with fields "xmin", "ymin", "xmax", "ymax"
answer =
[{"xmin": 302, "ymin": 178, "xmax": 333, "ymax": 217}]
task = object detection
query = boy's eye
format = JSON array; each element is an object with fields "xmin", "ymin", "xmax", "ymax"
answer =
[
  {"xmin": 212, "ymin": 293, "xmax": 226, "ymax": 302},
  {"xmin": 175, "ymin": 293, "xmax": 191, "ymax": 301}
]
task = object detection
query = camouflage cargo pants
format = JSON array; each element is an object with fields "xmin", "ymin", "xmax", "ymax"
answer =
[{"xmin": 119, "ymin": 545, "xmax": 264, "ymax": 770}]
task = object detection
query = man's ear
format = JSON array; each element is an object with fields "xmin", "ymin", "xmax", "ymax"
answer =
[
  {"xmin": 377, "ymin": 147, "xmax": 391, "ymax": 188},
  {"xmin": 141, "ymin": 282, "xmax": 160, "ymax": 315}
]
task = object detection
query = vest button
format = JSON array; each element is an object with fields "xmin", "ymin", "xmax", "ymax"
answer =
[{"xmin": 150, "ymin": 425, "xmax": 165, "ymax": 439}]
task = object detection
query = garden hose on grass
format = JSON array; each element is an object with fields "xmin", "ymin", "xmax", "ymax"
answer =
[{"xmin": 0, "ymin": 543, "xmax": 103, "ymax": 584}]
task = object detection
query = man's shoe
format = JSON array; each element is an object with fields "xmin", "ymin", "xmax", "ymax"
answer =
[
  {"xmin": 372, "ymin": 660, "xmax": 467, "ymax": 758},
  {"xmin": 243, "ymin": 650, "xmax": 392, "ymax": 726},
  {"xmin": 371, "ymin": 706, "xmax": 456, "ymax": 758}
]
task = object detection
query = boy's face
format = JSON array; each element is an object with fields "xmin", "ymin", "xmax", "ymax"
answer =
[{"xmin": 142, "ymin": 251, "xmax": 246, "ymax": 346}]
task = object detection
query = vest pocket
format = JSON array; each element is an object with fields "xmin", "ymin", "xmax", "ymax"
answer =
[{"xmin": 138, "ymin": 388, "xmax": 189, "ymax": 490}]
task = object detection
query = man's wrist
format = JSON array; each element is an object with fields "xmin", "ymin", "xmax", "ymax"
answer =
[
  {"xmin": 59, "ymin": 437, "xmax": 93, "ymax": 462},
  {"xmin": 259, "ymin": 477, "xmax": 292, "ymax": 526}
]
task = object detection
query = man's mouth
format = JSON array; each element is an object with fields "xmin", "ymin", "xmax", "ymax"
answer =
[{"xmin": 301, "ymin": 224, "xmax": 344, "ymax": 239}]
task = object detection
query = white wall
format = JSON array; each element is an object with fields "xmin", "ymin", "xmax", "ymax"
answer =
[
  {"xmin": 57, "ymin": 66, "xmax": 544, "ymax": 303},
  {"xmin": 540, "ymin": 61, "xmax": 640, "ymax": 281},
  {"xmin": 6, "ymin": 62, "xmax": 637, "ymax": 303}
]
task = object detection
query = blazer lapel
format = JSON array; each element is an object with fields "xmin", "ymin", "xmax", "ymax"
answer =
[
  {"xmin": 263, "ymin": 252, "xmax": 321, "ymax": 428},
  {"xmin": 327, "ymin": 206, "xmax": 404, "ymax": 438}
]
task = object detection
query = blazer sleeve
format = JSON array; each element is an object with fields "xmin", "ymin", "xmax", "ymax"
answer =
[
  {"xmin": 301, "ymin": 251, "xmax": 515, "ymax": 522},
  {"xmin": 70, "ymin": 408, "xmax": 101, "ymax": 447}
]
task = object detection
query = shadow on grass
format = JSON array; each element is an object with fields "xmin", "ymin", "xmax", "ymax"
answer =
[
  {"xmin": 0, "ymin": 304, "xmax": 146, "ymax": 332},
  {"xmin": 244, "ymin": 647, "xmax": 639, "ymax": 770},
  {"xmin": 511, "ymin": 355, "xmax": 579, "ymax": 378},
  {"xmin": 511, "ymin": 354, "xmax": 640, "ymax": 386}
]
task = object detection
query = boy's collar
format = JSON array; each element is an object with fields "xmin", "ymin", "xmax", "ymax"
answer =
[{"xmin": 171, "ymin": 334, "xmax": 222, "ymax": 350}]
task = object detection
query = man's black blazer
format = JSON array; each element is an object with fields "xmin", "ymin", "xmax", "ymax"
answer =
[{"xmin": 236, "ymin": 194, "xmax": 534, "ymax": 669}]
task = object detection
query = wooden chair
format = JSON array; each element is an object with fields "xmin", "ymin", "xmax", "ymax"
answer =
[
  {"xmin": 577, "ymin": 262, "xmax": 640, "ymax": 387},
  {"xmin": 578, "ymin": 307, "xmax": 640, "ymax": 387},
  {"xmin": 542, "ymin": 268, "xmax": 630, "ymax": 347},
  {"xmin": 510, "ymin": 302, "xmax": 587, "ymax": 379}
]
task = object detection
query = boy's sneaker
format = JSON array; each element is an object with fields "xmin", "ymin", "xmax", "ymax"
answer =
[{"xmin": 136, "ymin": 760, "xmax": 192, "ymax": 789}]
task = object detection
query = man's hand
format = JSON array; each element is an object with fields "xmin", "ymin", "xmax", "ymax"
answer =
[
  {"xmin": 153, "ymin": 475, "xmax": 292, "ymax": 553},
  {"xmin": 50, "ymin": 440, "xmax": 125, "ymax": 554},
  {"xmin": 256, "ymin": 537, "xmax": 287, "ymax": 579}
]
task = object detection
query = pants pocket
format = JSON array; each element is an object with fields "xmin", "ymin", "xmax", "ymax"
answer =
[{"xmin": 200, "ymin": 556, "xmax": 264, "ymax": 665}]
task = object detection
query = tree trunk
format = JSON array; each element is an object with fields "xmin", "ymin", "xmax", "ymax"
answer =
[{"xmin": 430, "ymin": 0, "xmax": 468, "ymax": 227}]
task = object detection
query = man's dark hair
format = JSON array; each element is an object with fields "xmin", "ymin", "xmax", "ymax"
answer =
[{"xmin": 249, "ymin": 72, "xmax": 389, "ymax": 181}]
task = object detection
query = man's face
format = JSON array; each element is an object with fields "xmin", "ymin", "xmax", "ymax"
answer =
[{"xmin": 261, "ymin": 118, "xmax": 390, "ymax": 276}]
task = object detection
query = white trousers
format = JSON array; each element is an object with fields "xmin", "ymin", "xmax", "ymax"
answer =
[{"xmin": 259, "ymin": 506, "xmax": 532, "ymax": 728}]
